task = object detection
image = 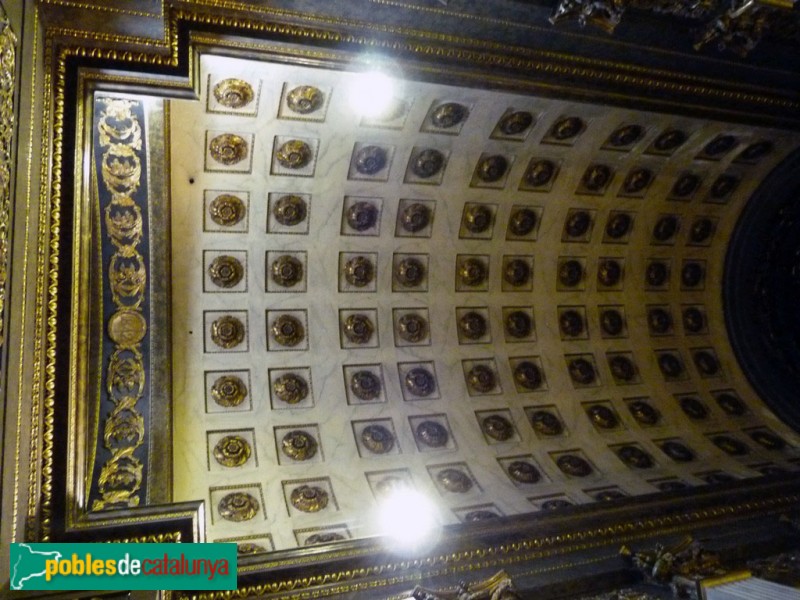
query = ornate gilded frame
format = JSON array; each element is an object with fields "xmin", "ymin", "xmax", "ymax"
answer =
[{"xmin": 12, "ymin": 1, "xmax": 800, "ymax": 597}]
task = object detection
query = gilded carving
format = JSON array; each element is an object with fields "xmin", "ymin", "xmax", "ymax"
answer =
[
  {"xmin": 291, "ymin": 485, "xmax": 329, "ymax": 512},
  {"xmin": 396, "ymin": 256, "xmax": 426, "ymax": 287},
  {"xmin": 459, "ymin": 257, "xmax": 487, "ymax": 287},
  {"xmin": 354, "ymin": 145, "xmax": 388, "ymax": 175},
  {"xmin": 273, "ymin": 194, "xmax": 307, "ymax": 226},
  {"xmin": 213, "ymin": 78, "xmax": 254, "ymax": 109},
  {"xmin": 344, "ymin": 255, "xmax": 375, "ymax": 287},
  {"xmin": 270, "ymin": 255, "xmax": 304, "ymax": 288},
  {"xmin": 211, "ymin": 374, "xmax": 248, "ymax": 407},
  {"xmin": 508, "ymin": 208, "xmax": 537, "ymax": 236},
  {"xmin": 397, "ymin": 313, "xmax": 427, "ymax": 343},
  {"xmin": 505, "ymin": 310, "xmax": 533, "ymax": 338},
  {"xmin": 281, "ymin": 430, "xmax": 318, "ymax": 461},
  {"xmin": 305, "ymin": 532, "xmax": 345, "ymax": 546},
  {"xmin": 431, "ymin": 102, "xmax": 468, "ymax": 128},
  {"xmin": 463, "ymin": 204, "xmax": 493, "ymax": 233},
  {"xmin": 404, "ymin": 367, "xmax": 436, "ymax": 397},
  {"xmin": 350, "ymin": 370, "xmax": 382, "ymax": 401},
  {"xmin": 524, "ymin": 159, "xmax": 557, "ymax": 187},
  {"xmin": 271, "ymin": 314, "xmax": 305, "ymax": 347},
  {"xmin": 361, "ymin": 424, "xmax": 395, "ymax": 454},
  {"xmin": 286, "ymin": 85, "xmax": 324, "ymax": 114},
  {"xmin": 209, "ymin": 133, "xmax": 248, "ymax": 165},
  {"xmin": 508, "ymin": 460, "xmax": 540, "ymax": 484},
  {"xmin": 514, "ymin": 361, "xmax": 543, "ymax": 390},
  {"xmin": 467, "ymin": 365, "xmax": 496, "ymax": 393},
  {"xmin": 273, "ymin": 373, "xmax": 309, "ymax": 404},
  {"xmin": 93, "ymin": 98, "xmax": 148, "ymax": 510},
  {"xmin": 556, "ymin": 454, "xmax": 593, "ymax": 477},
  {"xmin": 213, "ymin": 435, "xmax": 252, "ymax": 467},
  {"xmin": 499, "ymin": 110, "xmax": 534, "ymax": 135},
  {"xmin": 346, "ymin": 201, "xmax": 379, "ymax": 231},
  {"xmin": 276, "ymin": 139, "xmax": 312, "ymax": 169},
  {"xmin": 400, "ymin": 202, "xmax": 431, "ymax": 233},
  {"xmin": 436, "ymin": 468, "xmax": 473, "ymax": 493},
  {"xmin": 416, "ymin": 420, "xmax": 449, "ymax": 447},
  {"xmin": 343, "ymin": 313, "xmax": 375, "ymax": 345},
  {"xmin": 459, "ymin": 311, "xmax": 487, "ymax": 340},
  {"xmin": 504, "ymin": 258, "xmax": 531, "ymax": 287},
  {"xmin": 529, "ymin": 410, "xmax": 563, "ymax": 435},
  {"xmin": 218, "ymin": 492, "xmax": 260, "ymax": 522},
  {"xmin": 210, "ymin": 315, "xmax": 246, "ymax": 349},
  {"xmin": 208, "ymin": 255, "xmax": 244, "ymax": 288},
  {"xmin": 476, "ymin": 155, "xmax": 508, "ymax": 182},
  {"xmin": 412, "ymin": 148, "xmax": 445, "ymax": 178},
  {"xmin": 481, "ymin": 414, "xmax": 514, "ymax": 441},
  {"xmin": 209, "ymin": 194, "xmax": 245, "ymax": 226},
  {"xmin": 600, "ymin": 309, "xmax": 625, "ymax": 336}
]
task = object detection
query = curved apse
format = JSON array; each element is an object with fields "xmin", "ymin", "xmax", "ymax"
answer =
[{"xmin": 169, "ymin": 53, "xmax": 800, "ymax": 551}]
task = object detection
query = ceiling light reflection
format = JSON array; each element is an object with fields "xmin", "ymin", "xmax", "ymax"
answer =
[
  {"xmin": 348, "ymin": 70, "xmax": 398, "ymax": 119},
  {"xmin": 376, "ymin": 488, "xmax": 440, "ymax": 553}
]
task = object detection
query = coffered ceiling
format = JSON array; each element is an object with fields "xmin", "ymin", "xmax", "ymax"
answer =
[{"xmin": 168, "ymin": 53, "xmax": 800, "ymax": 553}]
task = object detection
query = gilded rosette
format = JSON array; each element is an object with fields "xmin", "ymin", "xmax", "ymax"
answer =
[
  {"xmin": 218, "ymin": 492, "xmax": 260, "ymax": 522},
  {"xmin": 271, "ymin": 314, "xmax": 305, "ymax": 347},
  {"xmin": 286, "ymin": 85, "xmax": 324, "ymax": 114},
  {"xmin": 273, "ymin": 373, "xmax": 309, "ymax": 404},
  {"xmin": 209, "ymin": 133, "xmax": 249, "ymax": 165},
  {"xmin": 290, "ymin": 485, "xmax": 329, "ymax": 512},
  {"xmin": 276, "ymin": 139, "xmax": 312, "ymax": 169},
  {"xmin": 211, "ymin": 375, "xmax": 248, "ymax": 407},
  {"xmin": 208, "ymin": 255, "xmax": 244, "ymax": 288},
  {"xmin": 211, "ymin": 315, "xmax": 246, "ymax": 349},
  {"xmin": 209, "ymin": 194, "xmax": 245, "ymax": 226},
  {"xmin": 213, "ymin": 78, "xmax": 255, "ymax": 109},
  {"xmin": 213, "ymin": 435, "xmax": 252, "ymax": 467},
  {"xmin": 281, "ymin": 430, "xmax": 318, "ymax": 461}
]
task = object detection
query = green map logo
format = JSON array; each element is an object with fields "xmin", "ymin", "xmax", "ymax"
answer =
[{"xmin": 9, "ymin": 543, "xmax": 237, "ymax": 591}]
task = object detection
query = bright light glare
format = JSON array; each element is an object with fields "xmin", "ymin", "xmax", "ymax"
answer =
[
  {"xmin": 377, "ymin": 489, "xmax": 439, "ymax": 551},
  {"xmin": 348, "ymin": 71, "xmax": 396, "ymax": 119}
]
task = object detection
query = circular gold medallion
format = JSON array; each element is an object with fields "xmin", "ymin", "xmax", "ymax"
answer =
[
  {"xmin": 476, "ymin": 155, "xmax": 508, "ymax": 182},
  {"xmin": 291, "ymin": 485, "xmax": 329, "ymax": 512},
  {"xmin": 281, "ymin": 430, "xmax": 318, "ymax": 461},
  {"xmin": 412, "ymin": 148, "xmax": 445, "ymax": 178},
  {"xmin": 237, "ymin": 543, "xmax": 267, "ymax": 555},
  {"xmin": 273, "ymin": 194, "xmax": 307, "ymax": 226},
  {"xmin": 350, "ymin": 370, "xmax": 381, "ymax": 401},
  {"xmin": 276, "ymin": 139, "xmax": 312, "ymax": 169},
  {"xmin": 271, "ymin": 314, "xmax": 305, "ymax": 347},
  {"xmin": 108, "ymin": 309, "xmax": 147, "ymax": 346},
  {"xmin": 416, "ymin": 420, "xmax": 448, "ymax": 447},
  {"xmin": 467, "ymin": 365, "xmax": 496, "ymax": 393},
  {"xmin": 431, "ymin": 102, "xmax": 468, "ymax": 128},
  {"xmin": 556, "ymin": 454, "xmax": 592, "ymax": 477},
  {"xmin": 213, "ymin": 79, "xmax": 254, "ymax": 109},
  {"xmin": 354, "ymin": 146, "xmax": 387, "ymax": 175},
  {"xmin": 499, "ymin": 110, "xmax": 534, "ymax": 135},
  {"xmin": 218, "ymin": 492, "xmax": 259, "ymax": 522},
  {"xmin": 209, "ymin": 255, "xmax": 244, "ymax": 288},
  {"xmin": 508, "ymin": 460, "xmax": 540, "ymax": 484},
  {"xmin": 286, "ymin": 85, "xmax": 324, "ymax": 114},
  {"xmin": 361, "ymin": 424, "xmax": 395, "ymax": 454},
  {"xmin": 463, "ymin": 205, "xmax": 493, "ymax": 233},
  {"xmin": 397, "ymin": 313, "xmax": 427, "ymax": 343},
  {"xmin": 305, "ymin": 532, "xmax": 344, "ymax": 546},
  {"xmin": 209, "ymin": 194, "xmax": 245, "ymax": 226},
  {"xmin": 400, "ymin": 202, "xmax": 430, "ymax": 233},
  {"xmin": 344, "ymin": 255, "xmax": 374, "ymax": 287},
  {"xmin": 211, "ymin": 315, "xmax": 245, "ymax": 349},
  {"xmin": 271, "ymin": 255, "xmax": 303, "ymax": 288},
  {"xmin": 343, "ymin": 313, "xmax": 374, "ymax": 345},
  {"xmin": 209, "ymin": 133, "xmax": 248, "ymax": 166},
  {"xmin": 481, "ymin": 414, "xmax": 514, "ymax": 441},
  {"xmin": 396, "ymin": 257, "xmax": 425, "ymax": 287},
  {"xmin": 213, "ymin": 435, "xmax": 251, "ymax": 467},
  {"xmin": 273, "ymin": 373, "xmax": 309, "ymax": 404},
  {"xmin": 436, "ymin": 468, "xmax": 472, "ymax": 493},
  {"xmin": 459, "ymin": 311, "xmax": 487, "ymax": 340},
  {"xmin": 211, "ymin": 375, "xmax": 248, "ymax": 407},
  {"xmin": 459, "ymin": 258, "xmax": 487, "ymax": 287},
  {"xmin": 405, "ymin": 367, "xmax": 436, "ymax": 397}
]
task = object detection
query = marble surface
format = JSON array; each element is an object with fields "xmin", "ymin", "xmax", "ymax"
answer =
[{"xmin": 169, "ymin": 54, "xmax": 800, "ymax": 551}]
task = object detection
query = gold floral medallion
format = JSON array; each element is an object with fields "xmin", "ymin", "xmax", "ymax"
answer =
[
  {"xmin": 210, "ymin": 375, "xmax": 248, "ymax": 407},
  {"xmin": 436, "ymin": 468, "xmax": 473, "ymax": 493},
  {"xmin": 361, "ymin": 425, "xmax": 395, "ymax": 454},
  {"xmin": 431, "ymin": 102, "xmax": 468, "ymax": 128},
  {"xmin": 397, "ymin": 313, "xmax": 427, "ymax": 343},
  {"xmin": 213, "ymin": 78, "xmax": 255, "ymax": 109},
  {"xmin": 498, "ymin": 110, "xmax": 534, "ymax": 135},
  {"xmin": 344, "ymin": 255, "xmax": 374, "ymax": 287},
  {"xmin": 208, "ymin": 255, "xmax": 244, "ymax": 288},
  {"xmin": 286, "ymin": 85, "xmax": 324, "ymax": 114},
  {"xmin": 218, "ymin": 492, "xmax": 259, "ymax": 522},
  {"xmin": 281, "ymin": 430, "xmax": 318, "ymax": 461},
  {"xmin": 276, "ymin": 139, "xmax": 312, "ymax": 169},
  {"xmin": 273, "ymin": 373, "xmax": 309, "ymax": 404},
  {"xmin": 213, "ymin": 435, "xmax": 251, "ymax": 467},
  {"xmin": 237, "ymin": 543, "xmax": 267, "ymax": 555},
  {"xmin": 273, "ymin": 194, "xmax": 307, "ymax": 226},
  {"xmin": 415, "ymin": 420, "xmax": 448, "ymax": 447},
  {"xmin": 481, "ymin": 414, "xmax": 514, "ymax": 441},
  {"xmin": 210, "ymin": 315, "xmax": 245, "ymax": 349},
  {"xmin": 290, "ymin": 485, "xmax": 329, "ymax": 512},
  {"xmin": 209, "ymin": 194, "xmax": 245, "ymax": 226},
  {"xmin": 271, "ymin": 314, "xmax": 305, "ymax": 347},
  {"xmin": 343, "ymin": 313, "xmax": 374, "ymax": 345},
  {"xmin": 271, "ymin": 255, "xmax": 304, "ymax": 288},
  {"xmin": 459, "ymin": 257, "xmax": 487, "ymax": 287},
  {"xmin": 467, "ymin": 365, "xmax": 496, "ymax": 393},
  {"xmin": 209, "ymin": 133, "xmax": 248, "ymax": 166}
]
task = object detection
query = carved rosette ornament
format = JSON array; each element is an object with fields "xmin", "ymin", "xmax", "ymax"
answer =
[
  {"xmin": 400, "ymin": 202, "xmax": 431, "ymax": 233},
  {"xmin": 209, "ymin": 133, "xmax": 248, "ymax": 165},
  {"xmin": 416, "ymin": 420, "xmax": 449, "ymax": 447},
  {"xmin": 211, "ymin": 375, "xmax": 248, "ymax": 407},
  {"xmin": 281, "ymin": 430, "xmax": 318, "ymax": 461},
  {"xmin": 218, "ymin": 492, "xmax": 260, "ymax": 522},
  {"xmin": 431, "ymin": 102, "xmax": 468, "ymax": 128},
  {"xmin": 213, "ymin": 78, "xmax": 254, "ymax": 109},
  {"xmin": 350, "ymin": 370, "xmax": 382, "ymax": 401},
  {"xmin": 343, "ymin": 313, "xmax": 374, "ymax": 345},
  {"xmin": 499, "ymin": 110, "xmax": 534, "ymax": 135},
  {"xmin": 273, "ymin": 373, "xmax": 309, "ymax": 404},
  {"xmin": 273, "ymin": 194, "xmax": 307, "ymax": 226},
  {"xmin": 396, "ymin": 257, "xmax": 425, "ymax": 287},
  {"xmin": 286, "ymin": 85, "xmax": 324, "ymax": 114},
  {"xmin": 211, "ymin": 315, "xmax": 246, "ymax": 349},
  {"xmin": 213, "ymin": 435, "xmax": 252, "ymax": 467},
  {"xmin": 354, "ymin": 145, "xmax": 388, "ymax": 175},
  {"xmin": 397, "ymin": 313, "xmax": 428, "ymax": 343},
  {"xmin": 344, "ymin": 255, "xmax": 374, "ymax": 287},
  {"xmin": 208, "ymin": 255, "xmax": 244, "ymax": 288},
  {"xmin": 361, "ymin": 424, "xmax": 395, "ymax": 454},
  {"xmin": 271, "ymin": 255, "xmax": 303, "ymax": 288},
  {"xmin": 291, "ymin": 485, "xmax": 329, "ymax": 512},
  {"xmin": 305, "ymin": 532, "xmax": 345, "ymax": 546},
  {"xmin": 271, "ymin": 314, "xmax": 305, "ymax": 347},
  {"xmin": 209, "ymin": 194, "xmax": 245, "ymax": 226},
  {"xmin": 437, "ymin": 468, "xmax": 473, "ymax": 493},
  {"xmin": 276, "ymin": 139, "xmax": 312, "ymax": 169},
  {"xmin": 92, "ymin": 98, "xmax": 148, "ymax": 510}
]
